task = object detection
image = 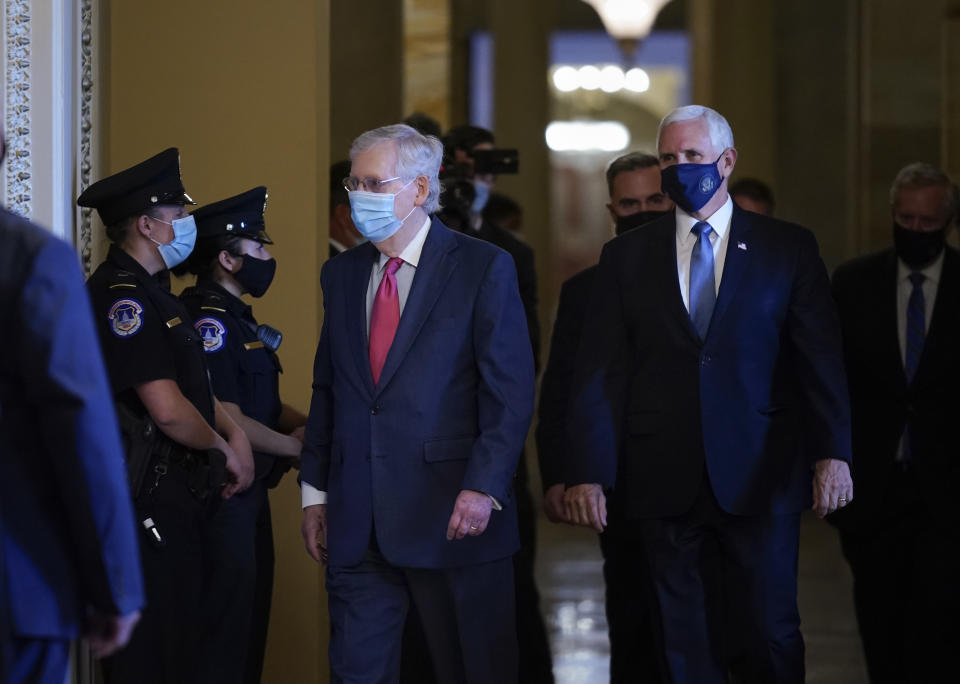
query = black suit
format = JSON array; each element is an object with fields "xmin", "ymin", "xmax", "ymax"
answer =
[
  {"xmin": 568, "ymin": 206, "xmax": 851, "ymax": 684},
  {"xmin": 537, "ymin": 265, "xmax": 662, "ymax": 683},
  {"xmin": 831, "ymin": 246, "xmax": 960, "ymax": 684}
]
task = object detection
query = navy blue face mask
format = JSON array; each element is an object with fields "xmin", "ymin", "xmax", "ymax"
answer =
[{"xmin": 660, "ymin": 153, "xmax": 725, "ymax": 214}]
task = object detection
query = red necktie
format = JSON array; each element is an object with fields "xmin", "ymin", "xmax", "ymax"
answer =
[{"xmin": 369, "ymin": 257, "xmax": 404, "ymax": 385}]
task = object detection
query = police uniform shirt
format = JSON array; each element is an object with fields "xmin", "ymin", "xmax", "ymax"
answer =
[
  {"xmin": 180, "ymin": 281, "xmax": 282, "ymax": 428},
  {"xmin": 86, "ymin": 245, "xmax": 215, "ymax": 425},
  {"xmin": 180, "ymin": 281, "xmax": 282, "ymax": 481}
]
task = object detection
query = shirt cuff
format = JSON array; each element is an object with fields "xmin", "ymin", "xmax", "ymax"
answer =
[
  {"xmin": 488, "ymin": 494, "xmax": 502, "ymax": 511},
  {"xmin": 301, "ymin": 482, "xmax": 327, "ymax": 508}
]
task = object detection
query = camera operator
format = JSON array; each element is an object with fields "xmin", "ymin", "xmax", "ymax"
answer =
[{"xmin": 442, "ymin": 125, "xmax": 539, "ymax": 368}]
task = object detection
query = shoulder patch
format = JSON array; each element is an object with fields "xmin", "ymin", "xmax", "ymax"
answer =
[
  {"xmin": 108, "ymin": 298, "xmax": 145, "ymax": 337},
  {"xmin": 195, "ymin": 317, "xmax": 227, "ymax": 353}
]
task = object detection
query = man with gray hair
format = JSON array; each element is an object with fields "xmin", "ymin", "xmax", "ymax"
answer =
[
  {"xmin": 831, "ymin": 162, "xmax": 960, "ymax": 684},
  {"xmin": 564, "ymin": 105, "xmax": 853, "ymax": 683},
  {"xmin": 299, "ymin": 124, "xmax": 535, "ymax": 682}
]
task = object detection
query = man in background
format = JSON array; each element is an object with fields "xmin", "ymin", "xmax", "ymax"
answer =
[
  {"xmin": 831, "ymin": 162, "xmax": 960, "ymax": 684},
  {"xmin": 444, "ymin": 124, "xmax": 540, "ymax": 365},
  {"xmin": 537, "ymin": 151, "xmax": 671, "ymax": 683}
]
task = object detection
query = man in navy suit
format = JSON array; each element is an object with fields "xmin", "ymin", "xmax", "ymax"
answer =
[
  {"xmin": 564, "ymin": 105, "xmax": 854, "ymax": 684},
  {"xmin": 831, "ymin": 163, "xmax": 960, "ymax": 684},
  {"xmin": 300, "ymin": 124, "xmax": 534, "ymax": 683},
  {"xmin": 0, "ymin": 129, "xmax": 144, "ymax": 682}
]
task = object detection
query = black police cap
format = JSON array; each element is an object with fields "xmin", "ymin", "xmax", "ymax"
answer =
[
  {"xmin": 77, "ymin": 147, "xmax": 195, "ymax": 226},
  {"xmin": 192, "ymin": 186, "xmax": 273, "ymax": 244}
]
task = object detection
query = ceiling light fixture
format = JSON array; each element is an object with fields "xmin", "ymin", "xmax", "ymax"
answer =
[{"xmin": 581, "ymin": 0, "xmax": 673, "ymax": 60}]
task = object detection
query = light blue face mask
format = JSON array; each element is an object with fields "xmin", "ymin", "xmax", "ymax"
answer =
[
  {"xmin": 471, "ymin": 179, "xmax": 491, "ymax": 214},
  {"xmin": 148, "ymin": 214, "xmax": 197, "ymax": 269},
  {"xmin": 348, "ymin": 180, "xmax": 416, "ymax": 243}
]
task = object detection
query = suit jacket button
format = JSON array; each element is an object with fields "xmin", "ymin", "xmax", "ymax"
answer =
[{"xmin": 370, "ymin": 405, "xmax": 379, "ymax": 415}]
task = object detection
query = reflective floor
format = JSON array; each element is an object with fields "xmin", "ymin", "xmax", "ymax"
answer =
[{"xmin": 535, "ymin": 511, "xmax": 869, "ymax": 684}]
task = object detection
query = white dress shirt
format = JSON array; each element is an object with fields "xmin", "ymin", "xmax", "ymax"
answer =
[
  {"xmin": 302, "ymin": 216, "xmax": 432, "ymax": 508},
  {"xmin": 674, "ymin": 195, "xmax": 734, "ymax": 312}
]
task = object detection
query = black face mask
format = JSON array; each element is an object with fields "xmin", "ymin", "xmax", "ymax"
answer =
[
  {"xmin": 892, "ymin": 222, "xmax": 947, "ymax": 269},
  {"xmin": 233, "ymin": 255, "xmax": 277, "ymax": 298},
  {"xmin": 615, "ymin": 209, "xmax": 672, "ymax": 236}
]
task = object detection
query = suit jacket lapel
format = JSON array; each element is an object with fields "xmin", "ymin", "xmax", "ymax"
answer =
[
  {"xmin": 877, "ymin": 250, "xmax": 907, "ymax": 390},
  {"xmin": 348, "ymin": 242, "xmax": 379, "ymax": 395},
  {"xmin": 708, "ymin": 207, "xmax": 751, "ymax": 337},
  {"xmin": 655, "ymin": 219, "xmax": 701, "ymax": 347},
  {"xmin": 374, "ymin": 219, "xmax": 458, "ymax": 396}
]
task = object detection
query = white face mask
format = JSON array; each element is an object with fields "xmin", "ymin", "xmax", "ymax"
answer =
[{"xmin": 348, "ymin": 180, "xmax": 416, "ymax": 243}]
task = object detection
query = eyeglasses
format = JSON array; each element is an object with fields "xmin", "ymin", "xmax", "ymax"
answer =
[{"xmin": 342, "ymin": 176, "xmax": 403, "ymax": 193}]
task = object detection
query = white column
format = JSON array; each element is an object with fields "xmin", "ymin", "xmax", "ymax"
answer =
[{"xmin": 2, "ymin": 0, "xmax": 87, "ymax": 246}]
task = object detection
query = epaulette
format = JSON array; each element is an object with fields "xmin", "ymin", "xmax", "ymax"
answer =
[
  {"xmin": 198, "ymin": 288, "xmax": 229, "ymax": 314},
  {"xmin": 106, "ymin": 269, "xmax": 141, "ymax": 291}
]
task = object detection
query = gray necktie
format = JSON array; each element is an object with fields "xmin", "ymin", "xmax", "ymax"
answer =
[{"xmin": 689, "ymin": 221, "xmax": 716, "ymax": 339}]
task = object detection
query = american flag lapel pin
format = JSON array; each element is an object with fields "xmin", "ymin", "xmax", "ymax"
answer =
[{"xmin": 737, "ymin": 241, "xmax": 747, "ymax": 251}]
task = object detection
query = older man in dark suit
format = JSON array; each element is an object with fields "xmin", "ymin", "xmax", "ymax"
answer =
[
  {"xmin": 300, "ymin": 124, "xmax": 534, "ymax": 683},
  {"xmin": 831, "ymin": 162, "xmax": 960, "ymax": 684},
  {"xmin": 564, "ymin": 105, "xmax": 853, "ymax": 684}
]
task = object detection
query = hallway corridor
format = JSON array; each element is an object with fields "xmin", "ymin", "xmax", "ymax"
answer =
[{"xmin": 536, "ymin": 512, "xmax": 869, "ymax": 683}]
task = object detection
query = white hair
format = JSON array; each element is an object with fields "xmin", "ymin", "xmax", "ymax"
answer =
[
  {"xmin": 889, "ymin": 162, "xmax": 959, "ymax": 217},
  {"xmin": 656, "ymin": 105, "xmax": 735, "ymax": 155},
  {"xmin": 349, "ymin": 124, "xmax": 443, "ymax": 213}
]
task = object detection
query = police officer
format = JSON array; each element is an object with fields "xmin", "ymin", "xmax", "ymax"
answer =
[
  {"xmin": 179, "ymin": 187, "xmax": 305, "ymax": 684},
  {"xmin": 79, "ymin": 148, "xmax": 255, "ymax": 684}
]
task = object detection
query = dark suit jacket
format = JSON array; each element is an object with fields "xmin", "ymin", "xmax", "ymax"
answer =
[
  {"xmin": 0, "ymin": 209, "xmax": 143, "ymax": 641},
  {"xmin": 475, "ymin": 221, "xmax": 540, "ymax": 371},
  {"xmin": 831, "ymin": 247, "xmax": 960, "ymax": 531},
  {"xmin": 567, "ymin": 206, "xmax": 852, "ymax": 518},
  {"xmin": 536, "ymin": 265, "xmax": 596, "ymax": 490},
  {"xmin": 301, "ymin": 218, "xmax": 535, "ymax": 568}
]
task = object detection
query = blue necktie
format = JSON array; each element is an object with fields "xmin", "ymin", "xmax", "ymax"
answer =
[
  {"xmin": 904, "ymin": 272, "xmax": 926, "ymax": 384},
  {"xmin": 901, "ymin": 272, "xmax": 925, "ymax": 462},
  {"xmin": 689, "ymin": 221, "xmax": 716, "ymax": 339}
]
